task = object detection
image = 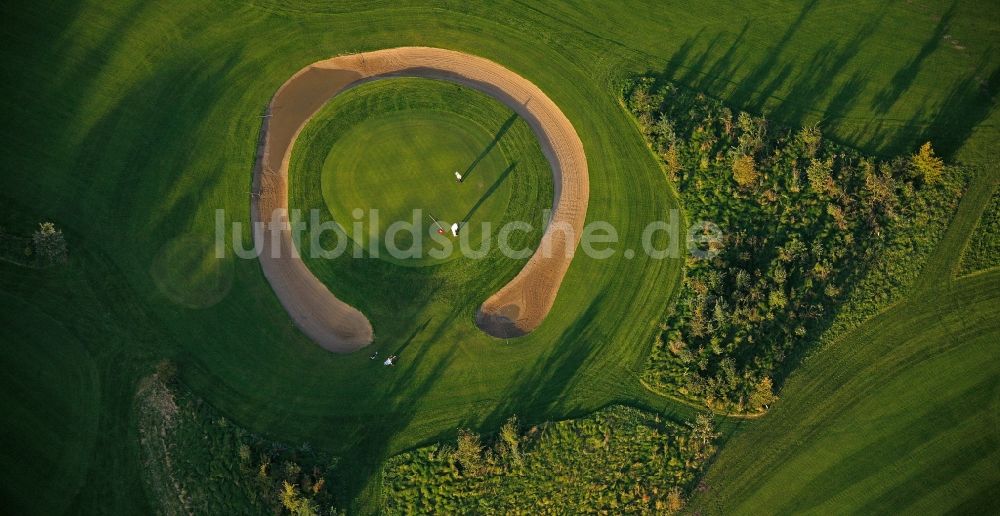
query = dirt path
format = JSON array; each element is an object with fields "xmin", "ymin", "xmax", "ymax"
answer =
[{"xmin": 252, "ymin": 47, "xmax": 589, "ymax": 352}]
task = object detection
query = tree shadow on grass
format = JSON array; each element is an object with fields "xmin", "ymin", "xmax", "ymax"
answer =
[
  {"xmin": 337, "ymin": 340, "xmax": 461, "ymax": 511},
  {"xmin": 345, "ymin": 291, "xmax": 612, "ymax": 490},
  {"xmin": 461, "ymin": 113, "xmax": 518, "ymax": 181},
  {"xmin": 391, "ymin": 318, "xmax": 431, "ymax": 358},
  {"xmin": 870, "ymin": 1, "xmax": 957, "ymax": 114},
  {"xmin": 727, "ymin": 0, "xmax": 820, "ymax": 109},
  {"xmin": 639, "ymin": 0, "xmax": 992, "ymax": 159},
  {"xmin": 460, "ymin": 161, "xmax": 516, "ymax": 222},
  {"xmin": 316, "ymin": 248, "xmax": 532, "ymax": 509},
  {"xmin": 465, "ymin": 293, "xmax": 611, "ymax": 432},
  {"xmin": 768, "ymin": 10, "xmax": 885, "ymax": 129},
  {"xmin": 881, "ymin": 58, "xmax": 1000, "ymax": 158}
]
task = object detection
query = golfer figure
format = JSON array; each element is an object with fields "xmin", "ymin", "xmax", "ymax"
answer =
[{"xmin": 454, "ymin": 171, "xmax": 463, "ymax": 183}]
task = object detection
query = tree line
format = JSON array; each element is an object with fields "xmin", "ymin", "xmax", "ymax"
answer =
[
  {"xmin": 382, "ymin": 407, "xmax": 719, "ymax": 514},
  {"xmin": 625, "ymin": 77, "xmax": 962, "ymax": 413}
]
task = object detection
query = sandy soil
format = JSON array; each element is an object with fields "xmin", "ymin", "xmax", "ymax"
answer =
[{"xmin": 252, "ymin": 47, "xmax": 589, "ymax": 351}]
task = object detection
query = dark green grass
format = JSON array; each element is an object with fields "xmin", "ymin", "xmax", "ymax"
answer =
[
  {"xmin": 0, "ymin": 0, "xmax": 997, "ymax": 513},
  {"xmin": 0, "ymin": 293, "xmax": 100, "ymax": 515}
]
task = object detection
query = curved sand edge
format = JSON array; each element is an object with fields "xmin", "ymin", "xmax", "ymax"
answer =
[{"xmin": 252, "ymin": 47, "xmax": 589, "ymax": 352}]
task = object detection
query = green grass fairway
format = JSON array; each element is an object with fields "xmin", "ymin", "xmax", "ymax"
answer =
[
  {"xmin": 0, "ymin": 0, "xmax": 997, "ymax": 513},
  {"xmin": 691, "ymin": 274, "xmax": 1000, "ymax": 514},
  {"xmin": 317, "ymin": 80, "xmax": 527, "ymax": 266}
]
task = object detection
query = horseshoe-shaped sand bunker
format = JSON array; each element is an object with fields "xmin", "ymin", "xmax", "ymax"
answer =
[{"xmin": 252, "ymin": 47, "xmax": 589, "ymax": 352}]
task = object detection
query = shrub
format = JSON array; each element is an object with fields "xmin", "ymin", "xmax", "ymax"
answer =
[
  {"xmin": 806, "ymin": 157, "xmax": 833, "ymax": 195},
  {"xmin": 911, "ymin": 142, "xmax": 944, "ymax": 184},
  {"xmin": 32, "ymin": 222, "xmax": 67, "ymax": 263},
  {"xmin": 454, "ymin": 429, "xmax": 485, "ymax": 477},
  {"xmin": 748, "ymin": 377, "xmax": 776, "ymax": 411},
  {"xmin": 731, "ymin": 154, "xmax": 758, "ymax": 187}
]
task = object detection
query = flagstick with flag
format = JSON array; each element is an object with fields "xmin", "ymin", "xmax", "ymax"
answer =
[{"xmin": 427, "ymin": 212, "xmax": 446, "ymax": 235}]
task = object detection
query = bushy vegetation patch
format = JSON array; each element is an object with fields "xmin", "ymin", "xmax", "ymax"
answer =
[
  {"xmin": 625, "ymin": 78, "xmax": 967, "ymax": 413},
  {"xmin": 381, "ymin": 406, "xmax": 717, "ymax": 514},
  {"xmin": 0, "ymin": 221, "xmax": 67, "ymax": 267},
  {"xmin": 135, "ymin": 363, "xmax": 344, "ymax": 515},
  {"xmin": 960, "ymin": 188, "xmax": 1000, "ymax": 275}
]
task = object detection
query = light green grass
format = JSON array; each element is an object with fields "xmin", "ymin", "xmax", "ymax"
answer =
[
  {"xmin": 324, "ymin": 113, "xmax": 509, "ymax": 264},
  {"xmin": 0, "ymin": 0, "xmax": 997, "ymax": 513},
  {"xmin": 316, "ymin": 80, "xmax": 524, "ymax": 266}
]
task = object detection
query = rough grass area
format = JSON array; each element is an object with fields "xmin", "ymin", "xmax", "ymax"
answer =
[
  {"xmin": 382, "ymin": 406, "xmax": 718, "ymax": 514},
  {"xmin": 959, "ymin": 186, "xmax": 1000, "ymax": 275},
  {"xmin": 136, "ymin": 365, "xmax": 344, "ymax": 515}
]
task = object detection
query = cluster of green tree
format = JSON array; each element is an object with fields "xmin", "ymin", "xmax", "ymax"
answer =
[
  {"xmin": 135, "ymin": 362, "xmax": 343, "ymax": 515},
  {"xmin": 0, "ymin": 221, "xmax": 67, "ymax": 267},
  {"xmin": 624, "ymin": 78, "xmax": 967, "ymax": 413},
  {"xmin": 960, "ymin": 188, "xmax": 1000, "ymax": 275},
  {"xmin": 381, "ymin": 407, "xmax": 718, "ymax": 514}
]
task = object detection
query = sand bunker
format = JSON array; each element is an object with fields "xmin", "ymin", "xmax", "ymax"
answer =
[{"xmin": 252, "ymin": 47, "xmax": 589, "ymax": 352}]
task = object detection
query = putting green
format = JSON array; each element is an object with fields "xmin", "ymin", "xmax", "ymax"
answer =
[{"xmin": 316, "ymin": 79, "xmax": 532, "ymax": 266}]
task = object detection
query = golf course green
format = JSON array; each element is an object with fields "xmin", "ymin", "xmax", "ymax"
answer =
[
  {"xmin": 0, "ymin": 0, "xmax": 997, "ymax": 513},
  {"xmin": 286, "ymin": 75, "xmax": 557, "ymax": 360},
  {"xmin": 314, "ymin": 79, "xmax": 536, "ymax": 266}
]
